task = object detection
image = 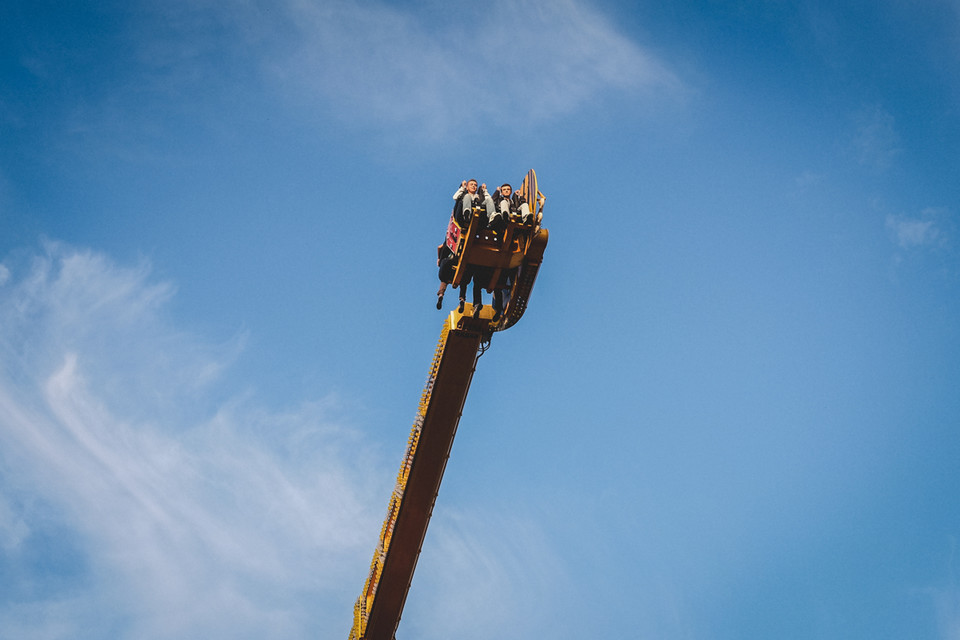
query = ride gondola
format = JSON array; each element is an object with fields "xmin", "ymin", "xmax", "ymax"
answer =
[{"xmin": 441, "ymin": 169, "xmax": 548, "ymax": 333}]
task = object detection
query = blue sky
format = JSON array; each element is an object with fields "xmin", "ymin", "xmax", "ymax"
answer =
[{"xmin": 2, "ymin": 0, "xmax": 960, "ymax": 638}]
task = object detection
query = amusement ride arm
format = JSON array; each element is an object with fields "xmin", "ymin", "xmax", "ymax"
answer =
[
  {"xmin": 349, "ymin": 313, "xmax": 486, "ymax": 640},
  {"xmin": 348, "ymin": 172, "xmax": 547, "ymax": 639}
]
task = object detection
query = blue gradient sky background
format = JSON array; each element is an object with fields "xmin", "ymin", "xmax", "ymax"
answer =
[{"xmin": 2, "ymin": 1, "xmax": 960, "ymax": 638}]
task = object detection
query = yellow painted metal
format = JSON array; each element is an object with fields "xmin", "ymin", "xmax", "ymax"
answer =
[
  {"xmin": 349, "ymin": 318, "xmax": 450, "ymax": 640},
  {"xmin": 348, "ymin": 172, "xmax": 548, "ymax": 640},
  {"xmin": 349, "ymin": 311, "xmax": 489, "ymax": 640}
]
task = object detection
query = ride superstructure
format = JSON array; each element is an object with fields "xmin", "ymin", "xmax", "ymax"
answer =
[{"xmin": 348, "ymin": 170, "xmax": 548, "ymax": 640}]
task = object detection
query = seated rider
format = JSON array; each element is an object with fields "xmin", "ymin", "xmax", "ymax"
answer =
[
  {"xmin": 453, "ymin": 179, "xmax": 496, "ymax": 228},
  {"xmin": 490, "ymin": 184, "xmax": 510, "ymax": 233},
  {"xmin": 495, "ymin": 183, "xmax": 535, "ymax": 226}
]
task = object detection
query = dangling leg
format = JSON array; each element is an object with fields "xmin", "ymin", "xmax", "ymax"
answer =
[
  {"xmin": 437, "ymin": 254, "xmax": 455, "ymax": 310},
  {"xmin": 436, "ymin": 281, "xmax": 447, "ymax": 309},
  {"xmin": 458, "ymin": 269, "xmax": 470, "ymax": 314},
  {"xmin": 472, "ymin": 274, "xmax": 484, "ymax": 317}
]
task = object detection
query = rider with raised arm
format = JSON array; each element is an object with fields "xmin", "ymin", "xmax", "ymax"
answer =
[
  {"xmin": 495, "ymin": 182, "xmax": 535, "ymax": 226},
  {"xmin": 452, "ymin": 179, "xmax": 496, "ymax": 228}
]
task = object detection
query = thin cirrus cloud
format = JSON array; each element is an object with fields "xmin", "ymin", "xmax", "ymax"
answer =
[
  {"xmin": 268, "ymin": 0, "xmax": 683, "ymax": 138},
  {"xmin": 0, "ymin": 242, "xmax": 563, "ymax": 638},
  {"xmin": 851, "ymin": 104, "xmax": 901, "ymax": 170},
  {"xmin": 887, "ymin": 214, "xmax": 939, "ymax": 249},
  {"xmin": 886, "ymin": 206, "xmax": 955, "ymax": 260},
  {"xmin": 0, "ymin": 243, "xmax": 382, "ymax": 638},
  {"xmin": 417, "ymin": 515, "xmax": 571, "ymax": 640},
  {"xmin": 11, "ymin": 0, "xmax": 681, "ymax": 148}
]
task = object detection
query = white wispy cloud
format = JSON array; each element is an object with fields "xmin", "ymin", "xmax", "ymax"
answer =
[
  {"xmin": 0, "ymin": 242, "xmax": 563, "ymax": 638},
  {"xmin": 406, "ymin": 509, "xmax": 571, "ymax": 640},
  {"xmin": 931, "ymin": 584, "xmax": 960, "ymax": 640},
  {"xmin": 0, "ymin": 244, "xmax": 380, "ymax": 638},
  {"xmin": 852, "ymin": 104, "xmax": 900, "ymax": 170},
  {"xmin": 267, "ymin": 0, "xmax": 683, "ymax": 139},
  {"xmin": 0, "ymin": 493, "xmax": 29, "ymax": 552},
  {"xmin": 886, "ymin": 207, "xmax": 951, "ymax": 250},
  {"xmin": 888, "ymin": 215, "xmax": 938, "ymax": 248},
  {"xmin": 921, "ymin": 538, "xmax": 960, "ymax": 640},
  {"xmin": 18, "ymin": 0, "xmax": 681, "ymax": 152}
]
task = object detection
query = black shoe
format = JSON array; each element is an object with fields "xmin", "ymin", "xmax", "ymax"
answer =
[
  {"xmin": 473, "ymin": 303, "xmax": 483, "ymax": 318},
  {"xmin": 458, "ymin": 299, "xmax": 465, "ymax": 313},
  {"xmin": 436, "ymin": 295, "xmax": 443, "ymax": 310}
]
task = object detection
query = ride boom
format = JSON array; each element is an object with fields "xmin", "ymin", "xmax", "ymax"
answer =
[{"xmin": 348, "ymin": 170, "xmax": 548, "ymax": 640}]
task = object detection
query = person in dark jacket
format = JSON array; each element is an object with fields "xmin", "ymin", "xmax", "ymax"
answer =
[
  {"xmin": 495, "ymin": 183, "xmax": 535, "ymax": 226},
  {"xmin": 436, "ymin": 243, "xmax": 455, "ymax": 309}
]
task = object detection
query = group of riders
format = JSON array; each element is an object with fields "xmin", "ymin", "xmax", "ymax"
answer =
[
  {"xmin": 452, "ymin": 179, "xmax": 537, "ymax": 230},
  {"xmin": 436, "ymin": 178, "xmax": 542, "ymax": 321}
]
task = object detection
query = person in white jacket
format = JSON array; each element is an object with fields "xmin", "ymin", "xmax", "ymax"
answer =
[{"xmin": 452, "ymin": 179, "xmax": 495, "ymax": 228}]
